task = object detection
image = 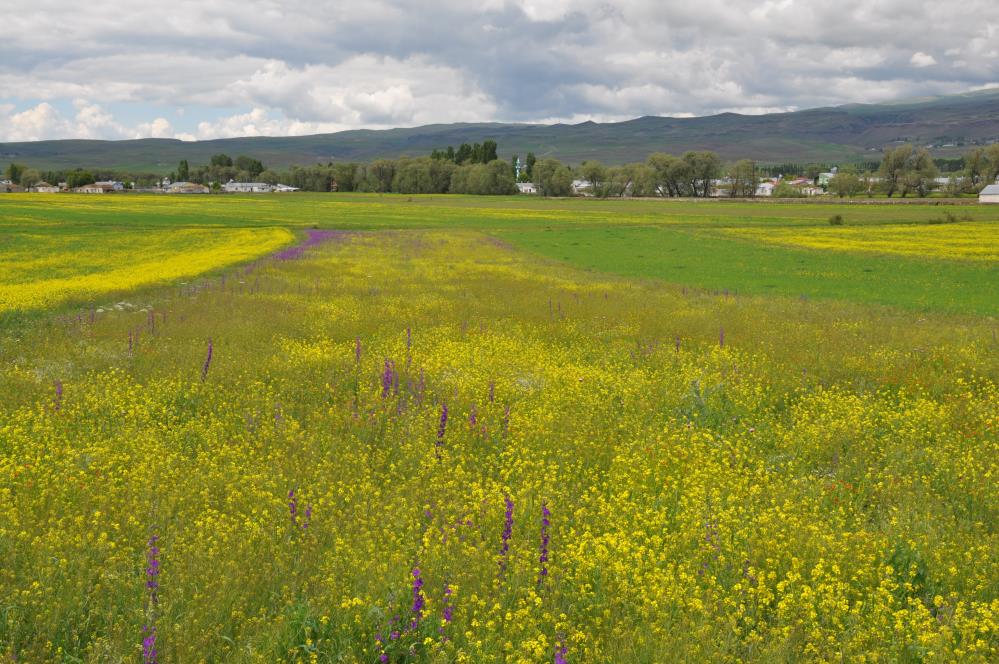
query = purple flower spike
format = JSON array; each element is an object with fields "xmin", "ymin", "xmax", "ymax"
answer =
[
  {"xmin": 288, "ymin": 489, "xmax": 298, "ymax": 525},
  {"xmin": 719, "ymin": 327, "xmax": 725, "ymax": 347},
  {"xmin": 411, "ymin": 568, "xmax": 425, "ymax": 625},
  {"xmin": 469, "ymin": 403, "xmax": 477, "ymax": 427},
  {"xmin": 554, "ymin": 640, "xmax": 568, "ymax": 664},
  {"xmin": 498, "ymin": 495, "xmax": 514, "ymax": 575},
  {"xmin": 381, "ymin": 359, "xmax": 395, "ymax": 398},
  {"xmin": 201, "ymin": 338, "xmax": 213, "ymax": 382},
  {"xmin": 675, "ymin": 336, "xmax": 681, "ymax": 353},
  {"xmin": 354, "ymin": 337, "xmax": 362, "ymax": 363},
  {"xmin": 53, "ymin": 380, "xmax": 63, "ymax": 411},
  {"xmin": 435, "ymin": 403, "xmax": 449, "ymax": 459},
  {"xmin": 142, "ymin": 625, "xmax": 158, "ymax": 664},
  {"xmin": 538, "ymin": 502, "xmax": 551, "ymax": 586}
]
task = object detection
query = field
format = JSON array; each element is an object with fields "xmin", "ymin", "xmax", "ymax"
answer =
[{"xmin": 0, "ymin": 193, "xmax": 997, "ymax": 662}]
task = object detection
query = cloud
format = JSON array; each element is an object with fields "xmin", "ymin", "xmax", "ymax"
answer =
[{"xmin": 1, "ymin": 1, "xmax": 998, "ymax": 140}]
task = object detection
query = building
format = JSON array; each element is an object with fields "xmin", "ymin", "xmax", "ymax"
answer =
[
  {"xmin": 1, "ymin": 180, "xmax": 22, "ymax": 193},
  {"xmin": 31, "ymin": 182, "xmax": 60, "ymax": 193},
  {"xmin": 516, "ymin": 182, "xmax": 538, "ymax": 194},
  {"xmin": 571, "ymin": 179, "xmax": 593, "ymax": 195},
  {"xmin": 74, "ymin": 183, "xmax": 116, "ymax": 194},
  {"xmin": 165, "ymin": 181, "xmax": 210, "ymax": 194},
  {"xmin": 94, "ymin": 181, "xmax": 125, "ymax": 191},
  {"xmin": 273, "ymin": 183, "xmax": 300, "ymax": 192},
  {"xmin": 223, "ymin": 180, "xmax": 274, "ymax": 193},
  {"xmin": 980, "ymin": 184, "xmax": 999, "ymax": 204},
  {"xmin": 755, "ymin": 181, "xmax": 775, "ymax": 197}
]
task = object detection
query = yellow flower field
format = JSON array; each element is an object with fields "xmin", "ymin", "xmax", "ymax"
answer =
[
  {"xmin": 0, "ymin": 226, "xmax": 293, "ymax": 312},
  {"xmin": 721, "ymin": 220, "xmax": 999, "ymax": 261},
  {"xmin": 1, "ymin": 222, "xmax": 996, "ymax": 663}
]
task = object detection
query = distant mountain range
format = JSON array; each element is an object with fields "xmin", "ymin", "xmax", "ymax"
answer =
[{"xmin": 3, "ymin": 89, "xmax": 999, "ymax": 173}]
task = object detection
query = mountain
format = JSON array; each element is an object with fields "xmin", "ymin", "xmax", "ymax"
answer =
[{"xmin": 3, "ymin": 89, "xmax": 999, "ymax": 172}]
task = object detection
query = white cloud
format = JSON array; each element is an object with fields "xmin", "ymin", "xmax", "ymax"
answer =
[{"xmin": 1, "ymin": 1, "xmax": 998, "ymax": 139}]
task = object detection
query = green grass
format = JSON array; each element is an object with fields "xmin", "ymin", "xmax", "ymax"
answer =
[
  {"xmin": 503, "ymin": 225, "xmax": 999, "ymax": 316},
  {"xmin": 1, "ymin": 193, "xmax": 998, "ymax": 317}
]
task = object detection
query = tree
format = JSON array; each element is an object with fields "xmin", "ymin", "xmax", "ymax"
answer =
[
  {"xmin": 899, "ymin": 147, "xmax": 938, "ymax": 197},
  {"xmin": 481, "ymin": 140, "xmax": 498, "ymax": 163},
  {"xmin": 235, "ymin": 156, "xmax": 265, "ymax": 178},
  {"xmin": 4, "ymin": 163, "xmax": 26, "ymax": 183},
  {"xmin": 579, "ymin": 160, "xmax": 607, "ymax": 192},
  {"xmin": 65, "ymin": 170, "xmax": 95, "ymax": 189},
  {"xmin": 829, "ymin": 169, "xmax": 863, "ymax": 198},
  {"xmin": 177, "ymin": 160, "xmax": 189, "ymax": 181},
  {"xmin": 450, "ymin": 159, "xmax": 516, "ymax": 195},
  {"xmin": 18, "ymin": 168, "xmax": 41, "ymax": 189},
  {"xmin": 258, "ymin": 169, "xmax": 280, "ymax": 185},
  {"xmin": 773, "ymin": 180, "xmax": 805, "ymax": 198},
  {"xmin": 533, "ymin": 158, "xmax": 573, "ymax": 197},
  {"xmin": 332, "ymin": 163, "xmax": 358, "ymax": 192},
  {"xmin": 878, "ymin": 145, "xmax": 912, "ymax": 197},
  {"xmin": 454, "ymin": 144, "xmax": 473, "ymax": 165},
  {"xmin": 727, "ymin": 159, "xmax": 758, "ymax": 197},
  {"xmin": 647, "ymin": 153, "xmax": 682, "ymax": 197},
  {"xmin": 681, "ymin": 151, "xmax": 722, "ymax": 197},
  {"xmin": 525, "ymin": 152, "xmax": 536, "ymax": 180},
  {"xmin": 985, "ymin": 143, "xmax": 999, "ymax": 184},
  {"xmin": 210, "ymin": 154, "xmax": 233, "ymax": 168}
]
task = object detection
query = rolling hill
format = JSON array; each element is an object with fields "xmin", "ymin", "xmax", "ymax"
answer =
[{"xmin": 2, "ymin": 89, "xmax": 998, "ymax": 172}]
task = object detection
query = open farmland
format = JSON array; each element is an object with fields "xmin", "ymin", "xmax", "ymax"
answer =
[{"xmin": 0, "ymin": 194, "xmax": 997, "ymax": 662}]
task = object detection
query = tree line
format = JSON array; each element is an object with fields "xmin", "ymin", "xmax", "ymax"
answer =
[{"xmin": 6, "ymin": 141, "xmax": 999, "ymax": 197}]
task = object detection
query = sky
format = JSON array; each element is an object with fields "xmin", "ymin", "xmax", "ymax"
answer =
[{"xmin": 1, "ymin": 0, "xmax": 997, "ymax": 142}]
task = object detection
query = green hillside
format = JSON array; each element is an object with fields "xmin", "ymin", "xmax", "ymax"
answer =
[{"xmin": 2, "ymin": 89, "xmax": 998, "ymax": 172}]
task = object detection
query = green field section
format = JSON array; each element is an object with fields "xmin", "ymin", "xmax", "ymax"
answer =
[{"xmin": 504, "ymin": 225, "xmax": 999, "ymax": 316}]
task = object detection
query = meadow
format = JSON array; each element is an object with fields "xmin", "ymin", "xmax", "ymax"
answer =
[{"xmin": 0, "ymin": 193, "xmax": 997, "ymax": 662}]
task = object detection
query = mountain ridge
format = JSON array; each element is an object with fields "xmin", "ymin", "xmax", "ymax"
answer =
[{"xmin": 2, "ymin": 89, "xmax": 998, "ymax": 172}]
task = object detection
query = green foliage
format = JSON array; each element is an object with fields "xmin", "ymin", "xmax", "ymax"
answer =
[
  {"xmin": 533, "ymin": 158, "xmax": 574, "ymax": 196},
  {"xmin": 828, "ymin": 214, "xmax": 844, "ymax": 225}
]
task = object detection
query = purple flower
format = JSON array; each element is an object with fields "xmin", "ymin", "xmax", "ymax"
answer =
[
  {"xmin": 354, "ymin": 337, "xmax": 362, "ymax": 363},
  {"xmin": 435, "ymin": 403, "xmax": 448, "ymax": 459},
  {"xmin": 488, "ymin": 381, "xmax": 495, "ymax": 403},
  {"xmin": 439, "ymin": 582, "xmax": 454, "ymax": 638},
  {"xmin": 288, "ymin": 489, "xmax": 298, "ymax": 524},
  {"xmin": 554, "ymin": 640, "xmax": 568, "ymax": 664},
  {"xmin": 142, "ymin": 625, "xmax": 157, "ymax": 664},
  {"xmin": 53, "ymin": 380, "xmax": 63, "ymax": 411},
  {"xmin": 498, "ymin": 495, "xmax": 514, "ymax": 575},
  {"xmin": 469, "ymin": 403, "xmax": 477, "ymax": 427},
  {"xmin": 381, "ymin": 359, "xmax": 395, "ymax": 398},
  {"xmin": 719, "ymin": 326, "xmax": 725, "ymax": 347},
  {"xmin": 410, "ymin": 568, "xmax": 425, "ymax": 626},
  {"xmin": 538, "ymin": 502, "xmax": 551, "ymax": 586},
  {"xmin": 146, "ymin": 535, "xmax": 160, "ymax": 599},
  {"xmin": 201, "ymin": 338, "xmax": 213, "ymax": 382},
  {"xmin": 675, "ymin": 335, "xmax": 681, "ymax": 353}
]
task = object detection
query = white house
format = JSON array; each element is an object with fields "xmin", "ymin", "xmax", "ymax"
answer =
[
  {"xmin": 756, "ymin": 181, "xmax": 775, "ymax": 197},
  {"xmin": 273, "ymin": 183, "xmax": 300, "ymax": 192},
  {"xmin": 516, "ymin": 182, "xmax": 538, "ymax": 194},
  {"xmin": 165, "ymin": 182, "xmax": 210, "ymax": 194},
  {"xmin": 571, "ymin": 179, "xmax": 593, "ymax": 195},
  {"xmin": 223, "ymin": 180, "xmax": 274, "ymax": 193},
  {"xmin": 31, "ymin": 182, "xmax": 60, "ymax": 193},
  {"xmin": 979, "ymin": 184, "xmax": 999, "ymax": 204}
]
